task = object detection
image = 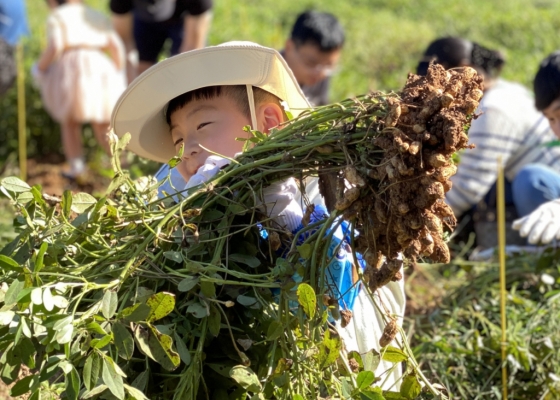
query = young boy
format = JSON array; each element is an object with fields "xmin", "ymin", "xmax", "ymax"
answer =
[
  {"xmin": 111, "ymin": 41, "xmax": 405, "ymax": 389},
  {"xmin": 512, "ymin": 52, "xmax": 560, "ymax": 244}
]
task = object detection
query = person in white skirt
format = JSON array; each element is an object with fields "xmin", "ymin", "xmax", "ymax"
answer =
[{"xmin": 35, "ymin": 0, "xmax": 126, "ymax": 179}]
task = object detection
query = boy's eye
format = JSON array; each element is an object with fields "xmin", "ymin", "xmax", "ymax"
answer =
[
  {"xmin": 197, "ymin": 122, "xmax": 211, "ymax": 130},
  {"xmin": 173, "ymin": 138, "xmax": 183, "ymax": 146}
]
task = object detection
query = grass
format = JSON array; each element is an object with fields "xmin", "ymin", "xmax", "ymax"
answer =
[{"xmin": 28, "ymin": 0, "xmax": 560, "ymax": 104}]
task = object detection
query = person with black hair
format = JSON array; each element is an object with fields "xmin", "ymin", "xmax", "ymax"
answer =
[
  {"xmin": 511, "ymin": 52, "xmax": 560, "ymax": 244},
  {"xmin": 417, "ymin": 37, "xmax": 560, "ymax": 248},
  {"xmin": 281, "ymin": 10, "xmax": 345, "ymax": 106}
]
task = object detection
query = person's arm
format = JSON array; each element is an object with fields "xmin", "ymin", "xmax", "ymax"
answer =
[
  {"xmin": 446, "ymin": 108, "xmax": 521, "ymax": 216},
  {"xmin": 37, "ymin": 40, "xmax": 57, "ymax": 71},
  {"xmin": 111, "ymin": 12, "xmax": 134, "ymax": 53},
  {"xmin": 106, "ymin": 31, "xmax": 125, "ymax": 71},
  {"xmin": 179, "ymin": 10, "xmax": 212, "ymax": 53}
]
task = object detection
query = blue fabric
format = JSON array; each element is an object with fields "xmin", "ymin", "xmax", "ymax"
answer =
[
  {"xmin": 291, "ymin": 204, "xmax": 364, "ymax": 311},
  {"xmin": 155, "ymin": 163, "xmax": 186, "ymax": 199},
  {"xmin": 0, "ymin": 0, "xmax": 28, "ymax": 46},
  {"xmin": 512, "ymin": 163, "xmax": 560, "ymax": 217}
]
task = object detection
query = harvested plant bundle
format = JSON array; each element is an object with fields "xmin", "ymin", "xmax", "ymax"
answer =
[{"xmin": 0, "ymin": 64, "xmax": 481, "ymax": 399}]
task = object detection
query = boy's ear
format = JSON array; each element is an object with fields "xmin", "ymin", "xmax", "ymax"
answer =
[{"xmin": 258, "ymin": 103, "xmax": 284, "ymax": 133}]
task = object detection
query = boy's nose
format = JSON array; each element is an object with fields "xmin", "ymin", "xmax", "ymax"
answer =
[{"xmin": 182, "ymin": 139, "xmax": 200, "ymax": 159}]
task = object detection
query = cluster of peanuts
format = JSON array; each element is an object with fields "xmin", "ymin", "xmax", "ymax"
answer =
[{"xmin": 331, "ymin": 63, "xmax": 484, "ymax": 292}]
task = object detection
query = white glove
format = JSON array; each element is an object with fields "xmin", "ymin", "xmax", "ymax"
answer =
[
  {"xmin": 512, "ymin": 199, "xmax": 560, "ymax": 244},
  {"xmin": 184, "ymin": 155, "xmax": 231, "ymax": 190},
  {"xmin": 260, "ymin": 178, "xmax": 304, "ymax": 232}
]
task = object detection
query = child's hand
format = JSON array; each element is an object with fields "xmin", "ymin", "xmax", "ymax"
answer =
[{"xmin": 184, "ymin": 156, "xmax": 231, "ymax": 189}]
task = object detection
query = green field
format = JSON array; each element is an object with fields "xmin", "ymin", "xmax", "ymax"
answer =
[{"xmin": 29, "ymin": 0, "xmax": 560, "ymax": 102}]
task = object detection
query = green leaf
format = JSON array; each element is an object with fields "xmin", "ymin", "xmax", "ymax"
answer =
[
  {"xmin": 121, "ymin": 303, "xmax": 152, "ymax": 322},
  {"xmin": 113, "ymin": 322, "xmax": 134, "ymax": 360},
  {"xmin": 1, "ymin": 177, "xmax": 31, "ymax": 193},
  {"xmin": 163, "ymin": 251, "xmax": 183, "ymax": 263},
  {"xmin": 124, "ymin": 384, "xmax": 150, "ymax": 400},
  {"xmin": 200, "ymin": 281, "xmax": 216, "ymax": 298},
  {"xmin": 0, "ymin": 255, "xmax": 21, "ymax": 271},
  {"xmin": 400, "ymin": 374, "xmax": 422, "ymax": 399},
  {"xmin": 5, "ymin": 279, "xmax": 25, "ymax": 307},
  {"xmin": 102, "ymin": 357, "xmax": 125, "ymax": 399},
  {"xmin": 83, "ymin": 353, "xmax": 101, "ymax": 391},
  {"xmin": 61, "ymin": 190, "xmax": 72, "ymax": 218},
  {"xmin": 92, "ymin": 334, "xmax": 112, "ymax": 349},
  {"xmin": 65, "ymin": 367, "xmax": 80, "ymax": 400},
  {"xmin": 297, "ymin": 283, "xmax": 316, "ymax": 319},
  {"xmin": 30, "ymin": 288, "xmax": 42, "ymax": 305},
  {"xmin": 178, "ymin": 276, "xmax": 199, "ymax": 292},
  {"xmin": 266, "ymin": 321, "xmax": 284, "ymax": 341},
  {"xmin": 187, "ymin": 301, "xmax": 209, "ymax": 318},
  {"xmin": 10, "ymin": 374, "xmax": 33, "ymax": 396},
  {"xmin": 86, "ymin": 321, "xmax": 107, "ymax": 335},
  {"xmin": 146, "ymin": 292, "xmax": 175, "ymax": 322},
  {"xmin": 381, "ymin": 346, "xmax": 408, "ymax": 363},
  {"xmin": 55, "ymin": 324, "xmax": 73, "ymax": 344},
  {"xmin": 134, "ymin": 325, "xmax": 180, "ymax": 371},
  {"xmin": 82, "ymin": 385, "xmax": 108, "ymax": 399},
  {"xmin": 297, "ymin": 244, "xmax": 312, "ymax": 259},
  {"xmin": 228, "ymin": 253, "xmax": 260, "ymax": 268},
  {"xmin": 318, "ymin": 329, "xmax": 342, "ymax": 368},
  {"xmin": 0, "ymin": 311, "xmax": 15, "ymax": 326},
  {"xmin": 208, "ymin": 305, "xmax": 221, "ymax": 336},
  {"xmin": 361, "ymin": 349, "xmax": 381, "ymax": 372},
  {"xmin": 229, "ymin": 365, "xmax": 262, "ymax": 392},
  {"xmin": 53, "ymin": 315, "xmax": 73, "ymax": 331},
  {"xmin": 292, "ymin": 395, "xmax": 305, "ymax": 400},
  {"xmin": 102, "ymin": 291, "xmax": 118, "ymax": 319},
  {"xmin": 173, "ymin": 332, "xmax": 191, "ymax": 366},
  {"xmin": 131, "ymin": 370, "xmax": 149, "ymax": 392},
  {"xmin": 71, "ymin": 192, "xmax": 97, "ymax": 214},
  {"xmin": 357, "ymin": 370, "xmax": 375, "ymax": 390},
  {"xmin": 33, "ymin": 242, "xmax": 48, "ymax": 273},
  {"xmin": 42, "ymin": 287, "xmax": 54, "ymax": 312}
]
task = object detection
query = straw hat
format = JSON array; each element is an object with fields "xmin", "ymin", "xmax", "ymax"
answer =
[{"xmin": 111, "ymin": 41, "xmax": 311, "ymax": 163}]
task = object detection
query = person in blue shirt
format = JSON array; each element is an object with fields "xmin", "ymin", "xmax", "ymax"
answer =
[{"xmin": 0, "ymin": 0, "xmax": 28, "ymax": 95}]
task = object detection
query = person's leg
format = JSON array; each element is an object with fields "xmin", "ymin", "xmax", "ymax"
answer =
[
  {"xmin": 512, "ymin": 164, "xmax": 560, "ymax": 217},
  {"xmin": 91, "ymin": 122, "xmax": 111, "ymax": 155},
  {"xmin": 61, "ymin": 119, "xmax": 85, "ymax": 176},
  {"xmin": 167, "ymin": 20, "xmax": 184, "ymax": 56},
  {"xmin": 133, "ymin": 15, "xmax": 167, "ymax": 75}
]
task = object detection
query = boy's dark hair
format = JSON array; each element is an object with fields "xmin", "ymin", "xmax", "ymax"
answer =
[
  {"xmin": 416, "ymin": 37, "xmax": 505, "ymax": 78},
  {"xmin": 46, "ymin": 0, "xmax": 67, "ymax": 4},
  {"xmin": 165, "ymin": 85, "xmax": 284, "ymax": 125},
  {"xmin": 290, "ymin": 11, "xmax": 345, "ymax": 52},
  {"xmin": 534, "ymin": 51, "xmax": 560, "ymax": 111}
]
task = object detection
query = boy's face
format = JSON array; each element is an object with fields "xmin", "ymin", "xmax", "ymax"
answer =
[
  {"xmin": 284, "ymin": 40, "xmax": 341, "ymax": 87},
  {"xmin": 543, "ymin": 98, "xmax": 560, "ymax": 139},
  {"xmin": 169, "ymin": 96, "xmax": 250, "ymax": 182}
]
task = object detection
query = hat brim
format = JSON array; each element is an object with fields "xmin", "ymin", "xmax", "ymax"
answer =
[{"xmin": 111, "ymin": 42, "xmax": 311, "ymax": 163}]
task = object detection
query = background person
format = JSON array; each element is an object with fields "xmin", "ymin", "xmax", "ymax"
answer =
[
  {"xmin": 109, "ymin": 0, "xmax": 213, "ymax": 83},
  {"xmin": 281, "ymin": 10, "xmax": 344, "ymax": 107},
  {"xmin": 417, "ymin": 37, "xmax": 560, "ymax": 247},
  {"xmin": 512, "ymin": 51, "xmax": 560, "ymax": 244},
  {"xmin": 0, "ymin": 0, "xmax": 28, "ymax": 96},
  {"xmin": 35, "ymin": 0, "xmax": 126, "ymax": 179}
]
